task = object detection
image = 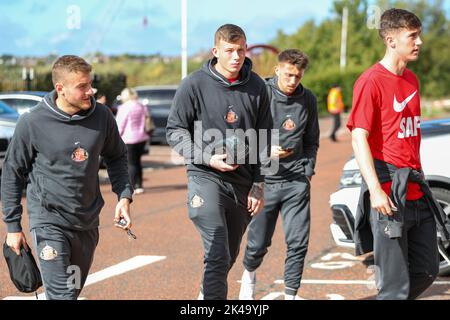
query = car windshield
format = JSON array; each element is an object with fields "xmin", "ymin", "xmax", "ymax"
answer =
[
  {"xmin": 0, "ymin": 101, "xmax": 18, "ymax": 115},
  {"xmin": 0, "ymin": 97, "xmax": 41, "ymax": 109}
]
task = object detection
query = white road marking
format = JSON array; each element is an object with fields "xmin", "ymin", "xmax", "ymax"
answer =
[
  {"xmin": 84, "ymin": 255, "xmax": 165, "ymax": 286},
  {"xmin": 260, "ymin": 292, "xmax": 305, "ymax": 300},
  {"xmin": 311, "ymin": 261, "xmax": 358, "ymax": 269},
  {"xmin": 258, "ymin": 279, "xmax": 450, "ymax": 300},
  {"xmin": 260, "ymin": 292, "xmax": 284, "ymax": 300},
  {"xmin": 3, "ymin": 255, "xmax": 166, "ymax": 300},
  {"xmin": 2, "ymin": 296, "xmax": 43, "ymax": 300},
  {"xmin": 310, "ymin": 252, "xmax": 366, "ymax": 270},
  {"xmin": 274, "ymin": 279, "xmax": 450, "ymax": 285},
  {"xmin": 326, "ymin": 294, "xmax": 345, "ymax": 300},
  {"xmin": 321, "ymin": 252, "xmax": 364, "ymax": 261}
]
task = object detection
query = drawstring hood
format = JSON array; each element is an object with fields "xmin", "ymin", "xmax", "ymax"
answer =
[
  {"xmin": 202, "ymin": 57, "xmax": 252, "ymax": 87},
  {"xmin": 263, "ymin": 76, "xmax": 320, "ymax": 182},
  {"xmin": 166, "ymin": 55, "xmax": 272, "ymax": 188},
  {"xmin": 43, "ymin": 90, "xmax": 97, "ymax": 122},
  {"xmin": 2, "ymin": 90, "xmax": 133, "ymax": 233},
  {"xmin": 267, "ymin": 76, "xmax": 306, "ymax": 103}
]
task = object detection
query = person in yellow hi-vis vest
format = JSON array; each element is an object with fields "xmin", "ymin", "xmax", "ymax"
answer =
[{"xmin": 327, "ymin": 84, "xmax": 344, "ymax": 142}]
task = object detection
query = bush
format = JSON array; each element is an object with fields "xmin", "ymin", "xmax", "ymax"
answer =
[
  {"xmin": 34, "ymin": 71, "xmax": 53, "ymax": 92},
  {"xmin": 302, "ymin": 66, "xmax": 365, "ymax": 116},
  {"xmin": 92, "ymin": 72, "xmax": 127, "ymax": 106}
]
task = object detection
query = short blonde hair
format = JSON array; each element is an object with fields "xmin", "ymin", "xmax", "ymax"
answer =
[{"xmin": 120, "ymin": 88, "xmax": 138, "ymax": 103}]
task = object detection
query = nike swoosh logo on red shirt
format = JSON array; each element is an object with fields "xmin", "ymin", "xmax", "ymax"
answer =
[{"xmin": 393, "ymin": 90, "xmax": 417, "ymax": 112}]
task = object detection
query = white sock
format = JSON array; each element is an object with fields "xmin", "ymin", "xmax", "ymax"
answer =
[
  {"xmin": 285, "ymin": 293, "xmax": 296, "ymax": 300},
  {"xmin": 241, "ymin": 269, "xmax": 256, "ymax": 283}
]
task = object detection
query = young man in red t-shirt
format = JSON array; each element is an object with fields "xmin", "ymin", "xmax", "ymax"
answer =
[{"xmin": 347, "ymin": 8, "xmax": 439, "ymax": 299}]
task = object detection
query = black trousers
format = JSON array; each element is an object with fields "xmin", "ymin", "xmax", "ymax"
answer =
[
  {"xmin": 330, "ymin": 113, "xmax": 341, "ymax": 140},
  {"xmin": 126, "ymin": 141, "xmax": 147, "ymax": 189},
  {"xmin": 187, "ymin": 175, "xmax": 252, "ymax": 300},
  {"xmin": 370, "ymin": 197, "xmax": 439, "ymax": 300},
  {"xmin": 243, "ymin": 178, "xmax": 311, "ymax": 296},
  {"xmin": 32, "ymin": 225, "xmax": 99, "ymax": 300}
]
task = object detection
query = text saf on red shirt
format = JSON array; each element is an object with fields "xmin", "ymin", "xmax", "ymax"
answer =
[{"xmin": 347, "ymin": 63, "xmax": 423, "ymax": 200}]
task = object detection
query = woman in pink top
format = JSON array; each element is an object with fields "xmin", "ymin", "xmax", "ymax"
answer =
[{"xmin": 116, "ymin": 88, "xmax": 150, "ymax": 194}]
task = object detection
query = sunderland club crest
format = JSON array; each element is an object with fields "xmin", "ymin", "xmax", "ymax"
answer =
[
  {"xmin": 224, "ymin": 106, "xmax": 238, "ymax": 124},
  {"xmin": 282, "ymin": 116, "xmax": 296, "ymax": 131},
  {"xmin": 71, "ymin": 142, "xmax": 89, "ymax": 162}
]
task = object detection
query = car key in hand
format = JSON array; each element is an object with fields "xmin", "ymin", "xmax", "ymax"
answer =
[{"xmin": 117, "ymin": 218, "xmax": 137, "ymax": 240}]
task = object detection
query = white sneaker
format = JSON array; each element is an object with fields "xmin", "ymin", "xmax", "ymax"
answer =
[
  {"xmin": 134, "ymin": 188, "xmax": 144, "ymax": 195},
  {"xmin": 239, "ymin": 269, "xmax": 256, "ymax": 300},
  {"xmin": 285, "ymin": 293, "xmax": 296, "ymax": 300}
]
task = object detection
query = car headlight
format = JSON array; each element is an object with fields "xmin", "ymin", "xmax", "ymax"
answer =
[{"xmin": 339, "ymin": 170, "xmax": 362, "ymax": 188}]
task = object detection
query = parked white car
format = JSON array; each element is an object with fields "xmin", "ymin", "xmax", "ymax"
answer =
[
  {"xmin": 0, "ymin": 91, "xmax": 46, "ymax": 115},
  {"xmin": 329, "ymin": 117, "xmax": 450, "ymax": 275},
  {"xmin": 0, "ymin": 101, "xmax": 19, "ymax": 170}
]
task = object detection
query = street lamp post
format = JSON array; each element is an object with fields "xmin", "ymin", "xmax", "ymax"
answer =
[{"xmin": 340, "ymin": 6, "xmax": 348, "ymax": 72}]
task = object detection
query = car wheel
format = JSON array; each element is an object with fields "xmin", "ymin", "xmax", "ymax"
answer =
[{"xmin": 431, "ymin": 187, "xmax": 450, "ymax": 276}]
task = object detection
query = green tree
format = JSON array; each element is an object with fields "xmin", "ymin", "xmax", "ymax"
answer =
[{"xmin": 263, "ymin": 0, "xmax": 449, "ymax": 114}]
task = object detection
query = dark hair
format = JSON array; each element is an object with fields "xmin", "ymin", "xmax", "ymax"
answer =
[
  {"xmin": 214, "ymin": 24, "xmax": 246, "ymax": 45},
  {"xmin": 278, "ymin": 49, "xmax": 309, "ymax": 70},
  {"xmin": 379, "ymin": 8, "xmax": 422, "ymax": 39},
  {"xmin": 95, "ymin": 92, "xmax": 106, "ymax": 99},
  {"xmin": 52, "ymin": 55, "xmax": 92, "ymax": 86}
]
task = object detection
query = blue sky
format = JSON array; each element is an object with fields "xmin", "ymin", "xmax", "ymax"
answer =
[{"xmin": 0, "ymin": 0, "xmax": 447, "ymax": 57}]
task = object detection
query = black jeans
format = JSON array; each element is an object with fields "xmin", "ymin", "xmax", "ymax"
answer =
[
  {"xmin": 370, "ymin": 196, "xmax": 439, "ymax": 300},
  {"xmin": 126, "ymin": 141, "xmax": 147, "ymax": 189}
]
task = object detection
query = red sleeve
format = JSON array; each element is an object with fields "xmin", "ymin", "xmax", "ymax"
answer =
[{"xmin": 347, "ymin": 76, "xmax": 379, "ymax": 133}]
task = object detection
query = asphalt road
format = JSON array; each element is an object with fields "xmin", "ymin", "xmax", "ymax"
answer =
[{"xmin": 1, "ymin": 115, "xmax": 449, "ymax": 301}]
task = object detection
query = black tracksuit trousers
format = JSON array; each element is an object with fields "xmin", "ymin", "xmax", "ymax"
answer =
[
  {"xmin": 32, "ymin": 225, "xmax": 99, "ymax": 300},
  {"xmin": 187, "ymin": 175, "xmax": 252, "ymax": 300},
  {"xmin": 243, "ymin": 178, "xmax": 311, "ymax": 296}
]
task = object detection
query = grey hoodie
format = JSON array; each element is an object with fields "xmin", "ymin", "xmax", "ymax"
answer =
[
  {"xmin": 264, "ymin": 77, "xmax": 320, "ymax": 183},
  {"xmin": 1, "ymin": 91, "xmax": 133, "ymax": 233},
  {"xmin": 166, "ymin": 57, "xmax": 272, "ymax": 188}
]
